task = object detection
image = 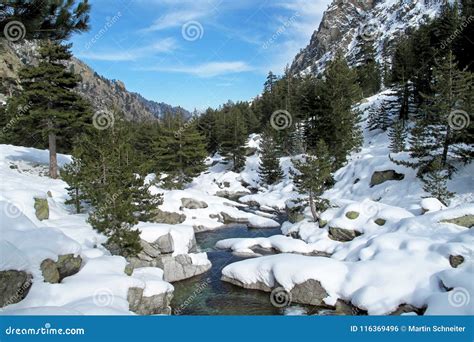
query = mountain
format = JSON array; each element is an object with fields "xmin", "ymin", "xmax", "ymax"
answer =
[
  {"xmin": 290, "ymin": 0, "xmax": 443, "ymax": 75},
  {"xmin": 0, "ymin": 40, "xmax": 189, "ymax": 121}
]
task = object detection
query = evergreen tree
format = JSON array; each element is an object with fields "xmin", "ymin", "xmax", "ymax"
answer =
[
  {"xmin": 355, "ymin": 41, "xmax": 382, "ymax": 97},
  {"xmin": 293, "ymin": 140, "xmax": 332, "ymax": 224},
  {"xmin": 218, "ymin": 106, "xmax": 247, "ymax": 171},
  {"xmin": 367, "ymin": 100, "xmax": 392, "ymax": 132},
  {"xmin": 407, "ymin": 52, "xmax": 472, "ymax": 174},
  {"xmin": 62, "ymin": 156, "xmax": 88, "ymax": 214},
  {"xmin": 153, "ymin": 117, "xmax": 207, "ymax": 188},
  {"xmin": 264, "ymin": 71, "xmax": 278, "ymax": 93},
  {"xmin": 388, "ymin": 120, "xmax": 408, "ymax": 153},
  {"xmin": 258, "ymin": 128, "xmax": 283, "ymax": 185},
  {"xmin": 422, "ymin": 158, "xmax": 454, "ymax": 206},
  {"xmin": 9, "ymin": 41, "xmax": 92, "ymax": 178}
]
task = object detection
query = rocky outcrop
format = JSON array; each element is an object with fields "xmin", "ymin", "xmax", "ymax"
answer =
[
  {"xmin": 157, "ymin": 254, "xmax": 211, "ymax": 283},
  {"xmin": 370, "ymin": 170, "xmax": 404, "ymax": 187},
  {"xmin": 151, "ymin": 209, "xmax": 186, "ymax": 225},
  {"xmin": 221, "ymin": 212, "xmax": 249, "ymax": 225},
  {"xmin": 390, "ymin": 304, "xmax": 426, "ymax": 316},
  {"xmin": 0, "ymin": 270, "xmax": 32, "ymax": 307},
  {"xmin": 34, "ymin": 197, "xmax": 49, "ymax": 221},
  {"xmin": 328, "ymin": 227, "xmax": 362, "ymax": 242},
  {"xmin": 40, "ymin": 254, "xmax": 82, "ymax": 283},
  {"xmin": 127, "ymin": 287, "xmax": 173, "ymax": 315},
  {"xmin": 180, "ymin": 198, "xmax": 208, "ymax": 209},
  {"xmin": 216, "ymin": 190, "xmax": 249, "ymax": 201},
  {"xmin": 441, "ymin": 215, "xmax": 474, "ymax": 229}
]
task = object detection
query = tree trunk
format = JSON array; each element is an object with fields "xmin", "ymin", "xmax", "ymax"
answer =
[
  {"xmin": 75, "ymin": 188, "xmax": 81, "ymax": 214},
  {"xmin": 309, "ymin": 191, "xmax": 320, "ymax": 225},
  {"xmin": 442, "ymin": 124, "xmax": 451, "ymax": 168},
  {"xmin": 48, "ymin": 129, "xmax": 58, "ymax": 179}
]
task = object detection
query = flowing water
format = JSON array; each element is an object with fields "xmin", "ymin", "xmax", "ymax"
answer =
[{"xmin": 171, "ymin": 220, "xmax": 325, "ymax": 315}]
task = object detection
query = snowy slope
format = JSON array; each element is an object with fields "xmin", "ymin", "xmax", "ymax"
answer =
[{"xmin": 221, "ymin": 92, "xmax": 474, "ymax": 315}]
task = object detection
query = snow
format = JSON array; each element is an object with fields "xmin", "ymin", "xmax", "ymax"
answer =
[
  {"xmin": 0, "ymin": 144, "xmax": 177, "ymax": 315},
  {"xmin": 220, "ymin": 91, "xmax": 474, "ymax": 315},
  {"xmin": 137, "ymin": 222, "xmax": 195, "ymax": 256}
]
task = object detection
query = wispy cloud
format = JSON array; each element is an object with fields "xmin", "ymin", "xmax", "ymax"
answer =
[
  {"xmin": 76, "ymin": 38, "xmax": 178, "ymax": 61},
  {"xmin": 143, "ymin": 61, "xmax": 253, "ymax": 78}
]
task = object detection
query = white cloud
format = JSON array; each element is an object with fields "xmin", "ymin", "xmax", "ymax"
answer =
[
  {"xmin": 145, "ymin": 61, "xmax": 253, "ymax": 78},
  {"xmin": 77, "ymin": 38, "xmax": 178, "ymax": 61}
]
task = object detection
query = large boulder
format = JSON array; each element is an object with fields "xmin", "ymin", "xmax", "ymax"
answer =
[
  {"xmin": 34, "ymin": 197, "xmax": 49, "ymax": 221},
  {"xmin": 220, "ymin": 212, "xmax": 249, "ymax": 224},
  {"xmin": 449, "ymin": 255, "xmax": 465, "ymax": 268},
  {"xmin": 152, "ymin": 209, "xmax": 186, "ymax": 225},
  {"xmin": 154, "ymin": 233, "xmax": 174, "ymax": 254},
  {"xmin": 328, "ymin": 227, "xmax": 362, "ymax": 242},
  {"xmin": 216, "ymin": 190, "xmax": 249, "ymax": 202},
  {"xmin": 0, "ymin": 270, "xmax": 33, "ymax": 307},
  {"xmin": 370, "ymin": 170, "xmax": 404, "ymax": 187},
  {"xmin": 441, "ymin": 215, "xmax": 474, "ymax": 229},
  {"xmin": 180, "ymin": 198, "xmax": 208, "ymax": 209},
  {"xmin": 127, "ymin": 287, "xmax": 173, "ymax": 315},
  {"xmin": 290, "ymin": 279, "xmax": 328, "ymax": 306},
  {"xmin": 40, "ymin": 254, "xmax": 82, "ymax": 283},
  {"xmin": 158, "ymin": 254, "xmax": 211, "ymax": 282}
]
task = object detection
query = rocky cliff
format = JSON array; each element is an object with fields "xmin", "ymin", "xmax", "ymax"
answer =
[{"xmin": 290, "ymin": 0, "xmax": 443, "ymax": 75}]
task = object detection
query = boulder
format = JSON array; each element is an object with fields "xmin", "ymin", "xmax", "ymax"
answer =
[
  {"xmin": 285, "ymin": 201, "xmax": 305, "ymax": 224},
  {"xmin": 441, "ymin": 215, "xmax": 474, "ymax": 229},
  {"xmin": 449, "ymin": 255, "xmax": 465, "ymax": 268},
  {"xmin": 335, "ymin": 300, "xmax": 367, "ymax": 315},
  {"xmin": 40, "ymin": 254, "xmax": 82, "ymax": 283},
  {"xmin": 374, "ymin": 218, "xmax": 386, "ymax": 226},
  {"xmin": 0, "ymin": 270, "xmax": 33, "ymax": 307},
  {"xmin": 290, "ymin": 279, "xmax": 328, "ymax": 306},
  {"xmin": 153, "ymin": 233, "xmax": 174, "ymax": 254},
  {"xmin": 56, "ymin": 254, "xmax": 82, "ymax": 280},
  {"xmin": 370, "ymin": 170, "xmax": 404, "ymax": 187},
  {"xmin": 220, "ymin": 212, "xmax": 249, "ymax": 224},
  {"xmin": 127, "ymin": 287, "xmax": 173, "ymax": 315},
  {"xmin": 345, "ymin": 211, "xmax": 359, "ymax": 220},
  {"xmin": 34, "ymin": 197, "xmax": 49, "ymax": 221},
  {"xmin": 40, "ymin": 259, "xmax": 60, "ymax": 283},
  {"xmin": 158, "ymin": 254, "xmax": 211, "ymax": 282},
  {"xmin": 390, "ymin": 304, "xmax": 425, "ymax": 316},
  {"xmin": 216, "ymin": 190, "xmax": 249, "ymax": 201},
  {"xmin": 152, "ymin": 209, "xmax": 186, "ymax": 225},
  {"xmin": 328, "ymin": 227, "xmax": 362, "ymax": 242},
  {"xmin": 180, "ymin": 198, "xmax": 208, "ymax": 209},
  {"xmin": 221, "ymin": 275, "xmax": 273, "ymax": 292}
]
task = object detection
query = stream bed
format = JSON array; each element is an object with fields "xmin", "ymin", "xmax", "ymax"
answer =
[{"xmin": 170, "ymin": 223, "xmax": 324, "ymax": 315}]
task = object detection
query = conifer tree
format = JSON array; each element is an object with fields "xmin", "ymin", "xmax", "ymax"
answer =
[
  {"xmin": 388, "ymin": 120, "xmax": 408, "ymax": 153},
  {"xmin": 62, "ymin": 156, "xmax": 88, "ymax": 214},
  {"xmin": 422, "ymin": 158, "xmax": 454, "ymax": 206},
  {"xmin": 258, "ymin": 128, "xmax": 283, "ymax": 185},
  {"xmin": 218, "ymin": 106, "xmax": 248, "ymax": 171},
  {"xmin": 10, "ymin": 41, "xmax": 92, "ymax": 178},
  {"xmin": 153, "ymin": 117, "xmax": 207, "ymax": 188},
  {"xmin": 355, "ymin": 42, "xmax": 382, "ymax": 97},
  {"xmin": 367, "ymin": 100, "xmax": 392, "ymax": 132},
  {"xmin": 293, "ymin": 140, "xmax": 332, "ymax": 224}
]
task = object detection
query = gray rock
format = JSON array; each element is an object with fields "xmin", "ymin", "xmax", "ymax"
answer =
[
  {"xmin": 124, "ymin": 263, "xmax": 134, "ymax": 276},
  {"xmin": 216, "ymin": 190, "xmax": 249, "ymax": 201},
  {"xmin": 152, "ymin": 208, "xmax": 186, "ymax": 225},
  {"xmin": 158, "ymin": 254, "xmax": 211, "ymax": 282},
  {"xmin": 374, "ymin": 218, "xmax": 386, "ymax": 226},
  {"xmin": 40, "ymin": 254, "xmax": 82, "ymax": 283},
  {"xmin": 154, "ymin": 233, "xmax": 174, "ymax": 254},
  {"xmin": 40, "ymin": 259, "xmax": 60, "ymax": 283},
  {"xmin": 220, "ymin": 275, "xmax": 273, "ymax": 292},
  {"xmin": 290, "ymin": 279, "xmax": 328, "ymax": 306},
  {"xmin": 220, "ymin": 212, "xmax": 249, "ymax": 224},
  {"xmin": 441, "ymin": 215, "xmax": 474, "ymax": 229},
  {"xmin": 449, "ymin": 255, "xmax": 465, "ymax": 268},
  {"xmin": 34, "ymin": 197, "xmax": 49, "ymax": 221},
  {"xmin": 0, "ymin": 270, "xmax": 33, "ymax": 307},
  {"xmin": 335, "ymin": 299, "xmax": 367, "ymax": 315},
  {"xmin": 390, "ymin": 304, "xmax": 425, "ymax": 316},
  {"xmin": 328, "ymin": 227, "xmax": 362, "ymax": 242},
  {"xmin": 127, "ymin": 287, "xmax": 173, "ymax": 315},
  {"xmin": 370, "ymin": 170, "xmax": 404, "ymax": 187},
  {"xmin": 285, "ymin": 201, "xmax": 305, "ymax": 224},
  {"xmin": 56, "ymin": 254, "xmax": 82, "ymax": 280},
  {"xmin": 180, "ymin": 198, "xmax": 208, "ymax": 209}
]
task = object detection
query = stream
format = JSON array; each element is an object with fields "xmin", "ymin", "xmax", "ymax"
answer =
[{"xmin": 171, "ymin": 215, "xmax": 327, "ymax": 315}]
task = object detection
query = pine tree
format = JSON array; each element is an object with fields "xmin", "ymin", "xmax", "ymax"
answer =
[
  {"xmin": 293, "ymin": 140, "xmax": 332, "ymax": 224},
  {"xmin": 422, "ymin": 158, "xmax": 454, "ymax": 206},
  {"xmin": 218, "ymin": 106, "xmax": 248, "ymax": 171},
  {"xmin": 388, "ymin": 120, "xmax": 408, "ymax": 153},
  {"xmin": 355, "ymin": 41, "xmax": 382, "ymax": 97},
  {"xmin": 153, "ymin": 115, "xmax": 207, "ymax": 188},
  {"xmin": 62, "ymin": 156, "xmax": 88, "ymax": 214},
  {"xmin": 367, "ymin": 100, "xmax": 392, "ymax": 132},
  {"xmin": 258, "ymin": 128, "xmax": 283, "ymax": 185},
  {"xmin": 408, "ymin": 52, "xmax": 472, "ymax": 174},
  {"xmin": 10, "ymin": 41, "xmax": 92, "ymax": 178}
]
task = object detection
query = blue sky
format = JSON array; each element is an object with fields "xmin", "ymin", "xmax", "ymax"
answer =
[{"xmin": 70, "ymin": 0, "xmax": 332, "ymax": 112}]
